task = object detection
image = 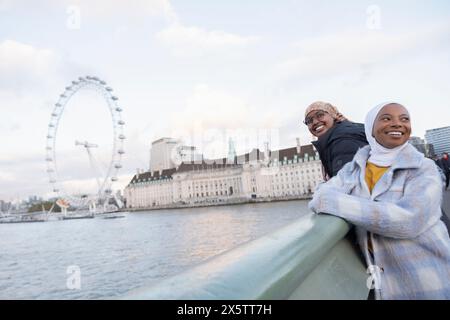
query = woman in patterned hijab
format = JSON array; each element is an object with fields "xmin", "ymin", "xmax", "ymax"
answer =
[{"xmin": 304, "ymin": 101, "xmax": 367, "ymax": 180}]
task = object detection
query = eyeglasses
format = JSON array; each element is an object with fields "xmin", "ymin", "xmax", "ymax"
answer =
[{"xmin": 303, "ymin": 110, "xmax": 328, "ymax": 125}]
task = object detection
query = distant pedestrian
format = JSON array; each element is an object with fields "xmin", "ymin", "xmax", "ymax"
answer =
[
  {"xmin": 442, "ymin": 153, "xmax": 450, "ymax": 190},
  {"xmin": 431, "ymin": 155, "xmax": 450, "ymax": 233},
  {"xmin": 433, "ymin": 154, "xmax": 445, "ymax": 174},
  {"xmin": 433, "ymin": 154, "xmax": 448, "ymax": 188}
]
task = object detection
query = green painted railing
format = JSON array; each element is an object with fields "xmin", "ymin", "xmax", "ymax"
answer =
[{"xmin": 122, "ymin": 214, "xmax": 370, "ymax": 300}]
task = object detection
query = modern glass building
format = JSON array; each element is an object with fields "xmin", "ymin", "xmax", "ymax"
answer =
[
  {"xmin": 409, "ymin": 136, "xmax": 435, "ymax": 157},
  {"xmin": 425, "ymin": 126, "xmax": 450, "ymax": 156}
]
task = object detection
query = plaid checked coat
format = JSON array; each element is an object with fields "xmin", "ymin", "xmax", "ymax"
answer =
[{"xmin": 309, "ymin": 144, "xmax": 450, "ymax": 299}]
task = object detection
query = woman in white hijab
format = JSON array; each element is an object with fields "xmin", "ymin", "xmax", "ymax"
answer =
[
  {"xmin": 309, "ymin": 102, "xmax": 450, "ymax": 300},
  {"xmin": 364, "ymin": 102, "xmax": 410, "ymax": 167}
]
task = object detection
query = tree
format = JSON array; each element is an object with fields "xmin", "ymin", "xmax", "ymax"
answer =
[{"xmin": 28, "ymin": 201, "xmax": 61, "ymax": 213}]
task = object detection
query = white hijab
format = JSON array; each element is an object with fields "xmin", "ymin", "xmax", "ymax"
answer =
[{"xmin": 364, "ymin": 102, "xmax": 410, "ymax": 167}]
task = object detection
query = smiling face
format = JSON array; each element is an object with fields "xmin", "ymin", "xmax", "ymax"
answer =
[
  {"xmin": 373, "ymin": 103, "xmax": 411, "ymax": 149},
  {"xmin": 306, "ymin": 110, "xmax": 336, "ymax": 138}
]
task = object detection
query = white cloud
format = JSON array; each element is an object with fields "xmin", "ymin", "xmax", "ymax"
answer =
[
  {"xmin": 57, "ymin": 0, "xmax": 258, "ymax": 56},
  {"xmin": 168, "ymin": 85, "xmax": 283, "ymax": 158},
  {"xmin": 156, "ymin": 23, "xmax": 259, "ymax": 57},
  {"xmin": 170, "ymin": 84, "xmax": 283, "ymax": 132},
  {"xmin": 46, "ymin": 0, "xmax": 177, "ymax": 22},
  {"xmin": 171, "ymin": 84, "xmax": 251, "ymax": 130},
  {"xmin": 275, "ymin": 22, "xmax": 450, "ymax": 80},
  {"xmin": 0, "ymin": 0, "xmax": 13, "ymax": 11},
  {"xmin": 0, "ymin": 171, "xmax": 15, "ymax": 182},
  {"xmin": 0, "ymin": 153, "xmax": 48, "ymax": 201},
  {"xmin": 0, "ymin": 40, "xmax": 62, "ymax": 91}
]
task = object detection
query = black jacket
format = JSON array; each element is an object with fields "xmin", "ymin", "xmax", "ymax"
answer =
[
  {"xmin": 442, "ymin": 158, "xmax": 450, "ymax": 173},
  {"xmin": 435, "ymin": 159, "xmax": 446, "ymax": 172},
  {"xmin": 312, "ymin": 120, "xmax": 368, "ymax": 178}
]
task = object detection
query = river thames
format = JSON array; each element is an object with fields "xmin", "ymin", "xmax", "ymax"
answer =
[{"xmin": 0, "ymin": 200, "xmax": 311, "ymax": 299}]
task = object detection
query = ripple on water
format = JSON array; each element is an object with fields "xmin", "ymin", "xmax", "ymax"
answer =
[{"xmin": 0, "ymin": 200, "xmax": 311, "ymax": 299}]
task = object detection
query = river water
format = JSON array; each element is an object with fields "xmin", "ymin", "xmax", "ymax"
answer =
[{"xmin": 0, "ymin": 200, "xmax": 312, "ymax": 299}]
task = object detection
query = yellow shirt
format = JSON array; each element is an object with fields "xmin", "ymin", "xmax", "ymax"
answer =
[
  {"xmin": 365, "ymin": 162, "xmax": 390, "ymax": 193},
  {"xmin": 365, "ymin": 162, "xmax": 390, "ymax": 257}
]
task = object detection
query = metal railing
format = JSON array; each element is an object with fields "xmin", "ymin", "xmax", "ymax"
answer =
[{"xmin": 122, "ymin": 214, "xmax": 369, "ymax": 300}]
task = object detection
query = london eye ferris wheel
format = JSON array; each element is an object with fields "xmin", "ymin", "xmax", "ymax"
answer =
[{"xmin": 45, "ymin": 76, "xmax": 125, "ymax": 207}]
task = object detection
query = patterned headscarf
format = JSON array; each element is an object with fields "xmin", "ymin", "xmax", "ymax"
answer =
[{"xmin": 304, "ymin": 101, "xmax": 347, "ymax": 122}]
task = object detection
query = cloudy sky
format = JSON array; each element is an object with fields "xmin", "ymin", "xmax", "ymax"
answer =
[{"xmin": 1, "ymin": 0, "xmax": 450, "ymax": 201}]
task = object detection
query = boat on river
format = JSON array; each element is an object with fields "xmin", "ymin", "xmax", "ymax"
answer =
[
  {"xmin": 0, "ymin": 212, "xmax": 47, "ymax": 224},
  {"xmin": 62, "ymin": 211, "xmax": 95, "ymax": 220}
]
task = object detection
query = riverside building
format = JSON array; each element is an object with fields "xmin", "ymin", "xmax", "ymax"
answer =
[
  {"xmin": 124, "ymin": 139, "xmax": 324, "ymax": 209},
  {"xmin": 409, "ymin": 136, "xmax": 435, "ymax": 158},
  {"xmin": 425, "ymin": 126, "xmax": 450, "ymax": 156}
]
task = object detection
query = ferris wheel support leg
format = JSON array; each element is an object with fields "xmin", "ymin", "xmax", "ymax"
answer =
[{"xmin": 89, "ymin": 201, "xmax": 97, "ymax": 214}]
